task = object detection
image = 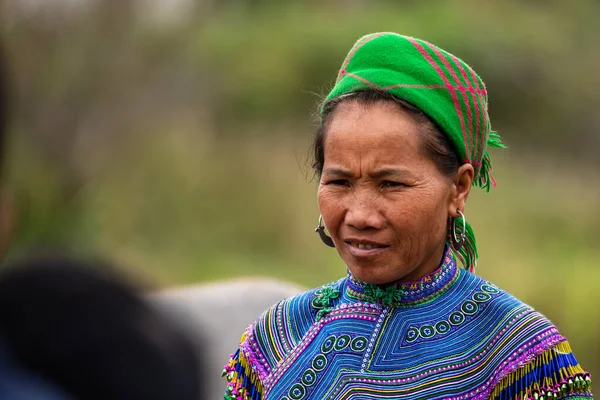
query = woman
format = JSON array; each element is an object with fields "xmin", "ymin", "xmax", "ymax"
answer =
[{"xmin": 223, "ymin": 33, "xmax": 592, "ymax": 400}]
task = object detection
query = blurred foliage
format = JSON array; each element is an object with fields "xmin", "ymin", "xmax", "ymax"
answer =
[{"xmin": 1, "ymin": 0, "xmax": 599, "ymax": 378}]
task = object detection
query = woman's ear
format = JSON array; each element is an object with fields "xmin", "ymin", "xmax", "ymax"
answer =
[{"xmin": 448, "ymin": 164, "xmax": 474, "ymax": 217}]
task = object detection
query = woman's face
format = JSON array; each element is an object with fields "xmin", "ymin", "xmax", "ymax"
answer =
[{"xmin": 318, "ymin": 100, "xmax": 462, "ymax": 285}]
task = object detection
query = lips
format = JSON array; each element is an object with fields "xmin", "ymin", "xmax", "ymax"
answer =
[
  {"xmin": 345, "ymin": 239, "xmax": 389, "ymax": 248},
  {"xmin": 349, "ymin": 242, "xmax": 386, "ymax": 250},
  {"xmin": 344, "ymin": 238, "xmax": 390, "ymax": 257}
]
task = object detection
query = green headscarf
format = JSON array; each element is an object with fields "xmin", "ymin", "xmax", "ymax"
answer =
[{"xmin": 323, "ymin": 32, "xmax": 505, "ymax": 272}]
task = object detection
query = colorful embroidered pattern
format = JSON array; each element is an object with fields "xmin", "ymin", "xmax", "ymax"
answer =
[
  {"xmin": 345, "ymin": 252, "xmax": 459, "ymax": 308},
  {"xmin": 311, "ymin": 284, "xmax": 340, "ymax": 321},
  {"xmin": 404, "ymin": 282, "xmax": 500, "ymax": 344},
  {"xmin": 223, "ymin": 249, "xmax": 592, "ymax": 399},
  {"xmin": 223, "ymin": 329, "xmax": 264, "ymax": 400}
]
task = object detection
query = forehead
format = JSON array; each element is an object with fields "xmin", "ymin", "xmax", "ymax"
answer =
[{"xmin": 323, "ymin": 101, "xmax": 428, "ymax": 168}]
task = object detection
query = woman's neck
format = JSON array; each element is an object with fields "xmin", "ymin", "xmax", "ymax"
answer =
[{"xmin": 345, "ymin": 245, "xmax": 460, "ymax": 308}]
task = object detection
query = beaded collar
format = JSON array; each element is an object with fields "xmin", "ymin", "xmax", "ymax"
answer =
[{"xmin": 345, "ymin": 246, "xmax": 460, "ymax": 308}]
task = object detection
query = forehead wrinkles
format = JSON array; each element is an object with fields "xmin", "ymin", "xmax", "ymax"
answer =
[{"xmin": 324, "ymin": 102, "xmax": 422, "ymax": 172}]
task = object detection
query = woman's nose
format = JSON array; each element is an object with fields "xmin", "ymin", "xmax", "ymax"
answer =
[{"xmin": 343, "ymin": 192, "xmax": 385, "ymax": 231}]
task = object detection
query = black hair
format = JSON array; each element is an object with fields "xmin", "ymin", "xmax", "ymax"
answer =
[
  {"xmin": 311, "ymin": 89, "xmax": 460, "ymax": 178},
  {"xmin": 0, "ymin": 257, "xmax": 202, "ymax": 400}
]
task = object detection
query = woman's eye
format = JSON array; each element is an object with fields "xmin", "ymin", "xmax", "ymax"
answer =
[
  {"xmin": 329, "ymin": 179, "xmax": 350, "ymax": 186},
  {"xmin": 382, "ymin": 181, "xmax": 405, "ymax": 188}
]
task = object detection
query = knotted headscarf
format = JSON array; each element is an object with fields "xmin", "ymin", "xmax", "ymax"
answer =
[{"xmin": 322, "ymin": 32, "xmax": 505, "ymax": 272}]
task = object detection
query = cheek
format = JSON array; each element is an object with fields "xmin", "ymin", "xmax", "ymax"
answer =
[
  {"xmin": 420, "ymin": 191, "xmax": 451, "ymax": 238},
  {"xmin": 318, "ymin": 187, "xmax": 344, "ymax": 228},
  {"xmin": 389, "ymin": 189, "xmax": 449, "ymax": 237}
]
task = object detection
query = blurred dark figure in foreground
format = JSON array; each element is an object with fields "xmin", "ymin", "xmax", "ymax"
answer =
[
  {"xmin": 0, "ymin": 258, "xmax": 202, "ymax": 399},
  {"xmin": 0, "ymin": 46, "xmax": 203, "ymax": 399}
]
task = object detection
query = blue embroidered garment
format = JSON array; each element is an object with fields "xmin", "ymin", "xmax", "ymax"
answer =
[{"xmin": 223, "ymin": 248, "xmax": 592, "ymax": 399}]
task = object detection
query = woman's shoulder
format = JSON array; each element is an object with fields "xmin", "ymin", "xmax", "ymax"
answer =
[
  {"xmin": 458, "ymin": 272, "xmax": 592, "ymax": 398},
  {"xmin": 222, "ymin": 279, "xmax": 348, "ymax": 398},
  {"xmin": 235, "ymin": 279, "xmax": 346, "ymax": 371},
  {"xmin": 459, "ymin": 270, "xmax": 558, "ymax": 339}
]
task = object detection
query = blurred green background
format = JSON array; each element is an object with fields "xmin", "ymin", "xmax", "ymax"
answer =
[{"xmin": 2, "ymin": 0, "xmax": 599, "ymax": 379}]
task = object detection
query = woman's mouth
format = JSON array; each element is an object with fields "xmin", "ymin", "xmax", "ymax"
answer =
[
  {"xmin": 345, "ymin": 240, "xmax": 390, "ymax": 257},
  {"xmin": 350, "ymin": 243, "xmax": 383, "ymax": 249}
]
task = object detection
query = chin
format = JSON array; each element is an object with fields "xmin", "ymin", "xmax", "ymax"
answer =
[{"xmin": 349, "ymin": 265, "xmax": 404, "ymax": 285}]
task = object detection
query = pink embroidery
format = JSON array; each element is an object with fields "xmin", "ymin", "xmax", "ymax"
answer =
[
  {"xmin": 449, "ymin": 53, "xmax": 482, "ymax": 162},
  {"xmin": 425, "ymin": 42, "xmax": 474, "ymax": 158},
  {"xmin": 408, "ymin": 37, "xmax": 469, "ymax": 160}
]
